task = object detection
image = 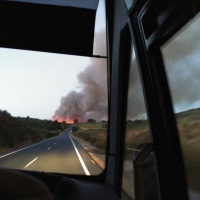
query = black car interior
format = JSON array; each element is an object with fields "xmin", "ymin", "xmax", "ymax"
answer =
[{"xmin": 0, "ymin": 0, "xmax": 200, "ymax": 199}]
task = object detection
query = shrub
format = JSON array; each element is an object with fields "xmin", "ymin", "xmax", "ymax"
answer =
[{"xmin": 72, "ymin": 125, "xmax": 80, "ymax": 132}]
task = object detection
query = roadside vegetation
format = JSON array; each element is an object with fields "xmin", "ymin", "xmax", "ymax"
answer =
[
  {"xmin": 125, "ymin": 119, "xmax": 150, "ymax": 151},
  {"xmin": 72, "ymin": 108, "xmax": 200, "ymax": 192},
  {"xmin": 125, "ymin": 108, "xmax": 200, "ymax": 192},
  {"xmin": 0, "ymin": 110, "xmax": 70, "ymax": 154},
  {"xmin": 72, "ymin": 121, "xmax": 107, "ymax": 151},
  {"xmin": 176, "ymin": 108, "xmax": 200, "ymax": 192},
  {"xmin": 71, "ymin": 119, "xmax": 151, "ymax": 153}
]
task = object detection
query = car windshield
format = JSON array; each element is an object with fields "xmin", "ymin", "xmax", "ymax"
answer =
[{"xmin": 0, "ymin": 0, "xmax": 108, "ymax": 176}]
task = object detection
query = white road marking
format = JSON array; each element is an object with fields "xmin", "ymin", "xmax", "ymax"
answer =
[
  {"xmin": 24, "ymin": 157, "xmax": 38, "ymax": 168},
  {"xmin": 91, "ymin": 160, "xmax": 96, "ymax": 165},
  {"xmin": 47, "ymin": 147, "xmax": 51, "ymax": 150},
  {"xmin": 126, "ymin": 148, "xmax": 153, "ymax": 155},
  {"xmin": 126, "ymin": 148, "xmax": 141, "ymax": 152},
  {"xmin": 69, "ymin": 134, "xmax": 90, "ymax": 176},
  {"xmin": 0, "ymin": 139, "xmax": 52, "ymax": 159}
]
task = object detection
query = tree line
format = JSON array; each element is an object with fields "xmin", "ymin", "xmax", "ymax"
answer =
[{"xmin": 0, "ymin": 110, "xmax": 70, "ymax": 150}]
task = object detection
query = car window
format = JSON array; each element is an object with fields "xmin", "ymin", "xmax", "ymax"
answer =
[
  {"xmin": 161, "ymin": 13, "xmax": 200, "ymax": 199},
  {"xmin": 0, "ymin": 0, "xmax": 108, "ymax": 176},
  {"xmin": 122, "ymin": 47, "xmax": 158, "ymax": 199}
]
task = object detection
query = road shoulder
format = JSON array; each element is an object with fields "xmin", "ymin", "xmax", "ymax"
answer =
[{"xmin": 71, "ymin": 135, "xmax": 105, "ymax": 170}]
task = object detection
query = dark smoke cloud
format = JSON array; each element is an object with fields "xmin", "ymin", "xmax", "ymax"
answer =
[
  {"xmin": 162, "ymin": 15, "xmax": 200, "ymax": 112},
  {"xmin": 53, "ymin": 15, "xmax": 200, "ymax": 122},
  {"xmin": 127, "ymin": 14, "xmax": 200, "ymax": 119},
  {"xmin": 126, "ymin": 57, "xmax": 146, "ymax": 120},
  {"xmin": 52, "ymin": 30, "xmax": 107, "ymax": 122}
]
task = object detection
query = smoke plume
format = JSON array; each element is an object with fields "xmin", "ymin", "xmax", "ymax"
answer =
[
  {"xmin": 162, "ymin": 15, "xmax": 200, "ymax": 112},
  {"xmin": 127, "ymin": 15, "xmax": 200, "ymax": 119},
  {"xmin": 52, "ymin": 30, "xmax": 107, "ymax": 122},
  {"xmin": 125, "ymin": 55, "xmax": 146, "ymax": 120},
  {"xmin": 53, "ymin": 15, "xmax": 200, "ymax": 122}
]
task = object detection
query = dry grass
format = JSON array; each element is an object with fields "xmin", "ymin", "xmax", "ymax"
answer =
[
  {"xmin": 124, "ymin": 108, "xmax": 200, "ymax": 192},
  {"xmin": 77, "ymin": 122, "xmax": 107, "ymax": 130},
  {"xmin": 177, "ymin": 118, "xmax": 200, "ymax": 192},
  {"xmin": 74, "ymin": 110, "xmax": 200, "ymax": 192},
  {"xmin": 72, "ymin": 123, "xmax": 107, "ymax": 150}
]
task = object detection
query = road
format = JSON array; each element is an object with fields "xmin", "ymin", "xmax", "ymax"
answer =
[{"xmin": 0, "ymin": 127, "xmax": 102, "ymax": 175}]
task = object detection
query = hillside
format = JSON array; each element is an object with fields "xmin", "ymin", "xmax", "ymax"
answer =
[{"xmin": 0, "ymin": 110, "xmax": 70, "ymax": 154}]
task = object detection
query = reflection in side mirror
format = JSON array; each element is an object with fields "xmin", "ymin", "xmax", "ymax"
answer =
[{"xmin": 133, "ymin": 143, "xmax": 159, "ymax": 200}]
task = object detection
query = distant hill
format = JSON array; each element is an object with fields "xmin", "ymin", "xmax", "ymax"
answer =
[{"xmin": 176, "ymin": 107, "xmax": 200, "ymax": 122}]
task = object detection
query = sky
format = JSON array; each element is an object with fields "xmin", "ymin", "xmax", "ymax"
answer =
[
  {"xmin": 0, "ymin": 0, "xmax": 106, "ymax": 120},
  {"xmin": 1, "ymin": 1, "xmax": 200, "ymax": 121},
  {"xmin": 0, "ymin": 51, "xmax": 91, "ymax": 119},
  {"xmin": 126, "ymin": 13, "xmax": 200, "ymax": 120},
  {"xmin": 162, "ymin": 13, "xmax": 200, "ymax": 113}
]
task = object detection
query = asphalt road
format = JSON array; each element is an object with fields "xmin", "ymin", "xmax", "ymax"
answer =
[{"xmin": 0, "ymin": 127, "xmax": 103, "ymax": 175}]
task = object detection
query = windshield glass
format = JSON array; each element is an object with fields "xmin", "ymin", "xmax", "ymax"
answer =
[
  {"xmin": 161, "ymin": 13, "xmax": 200, "ymax": 198},
  {"xmin": 0, "ymin": 0, "xmax": 107, "ymax": 176}
]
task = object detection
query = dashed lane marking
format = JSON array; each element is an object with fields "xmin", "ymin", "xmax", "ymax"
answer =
[
  {"xmin": 47, "ymin": 147, "xmax": 51, "ymax": 150},
  {"xmin": 24, "ymin": 157, "xmax": 38, "ymax": 168},
  {"xmin": 126, "ymin": 148, "xmax": 141, "ymax": 152},
  {"xmin": 0, "ymin": 139, "xmax": 52, "ymax": 159}
]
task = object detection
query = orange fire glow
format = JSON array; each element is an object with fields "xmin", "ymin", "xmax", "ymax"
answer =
[{"xmin": 51, "ymin": 117, "xmax": 74, "ymax": 124}]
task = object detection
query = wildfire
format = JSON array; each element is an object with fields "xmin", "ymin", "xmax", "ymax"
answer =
[
  {"xmin": 64, "ymin": 119, "xmax": 74, "ymax": 124},
  {"xmin": 51, "ymin": 116, "xmax": 74, "ymax": 124}
]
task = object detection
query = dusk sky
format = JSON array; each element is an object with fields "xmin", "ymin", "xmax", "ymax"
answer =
[
  {"xmin": 0, "ymin": 0, "xmax": 106, "ymax": 120},
  {"xmin": 0, "ymin": 1, "xmax": 199, "ymax": 121}
]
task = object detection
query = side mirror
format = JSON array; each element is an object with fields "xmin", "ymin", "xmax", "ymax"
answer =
[{"xmin": 133, "ymin": 143, "xmax": 159, "ymax": 200}]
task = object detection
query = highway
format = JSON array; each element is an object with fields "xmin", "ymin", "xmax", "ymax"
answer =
[{"xmin": 0, "ymin": 127, "xmax": 103, "ymax": 175}]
